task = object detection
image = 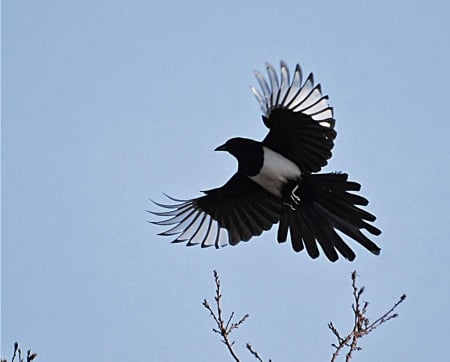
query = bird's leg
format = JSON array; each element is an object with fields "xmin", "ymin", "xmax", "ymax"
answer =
[
  {"xmin": 283, "ymin": 184, "xmax": 301, "ymax": 211},
  {"xmin": 290, "ymin": 184, "xmax": 301, "ymax": 204}
]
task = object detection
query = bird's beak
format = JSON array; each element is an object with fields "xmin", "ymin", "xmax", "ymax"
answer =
[{"xmin": 214, "ymin": 143, "xmax": 227, "ymax": 152}]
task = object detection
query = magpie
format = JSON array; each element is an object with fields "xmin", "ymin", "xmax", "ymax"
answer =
[{"xmin": 150, "ymin": 61, "xmax": 381, "ymax": 261}]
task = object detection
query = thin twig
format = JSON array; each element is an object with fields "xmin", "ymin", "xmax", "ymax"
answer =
[
  {"xmin": 11, "ymin": 342, "xmax": 20, "ymax": 362},
  {"xmin": 203, "ymin": 270, "xmax": 249, "ymax": 362},
  {"xmin": 329, "ymin": 271, "xmax": 406, "ymax": 362},
  {"xmin": 26, "ymin": 350, "xmax": 37, "ymax": 362},
  {"xmin": 246, "ymin": 343, "xmax": 271, "ymax": 362}
]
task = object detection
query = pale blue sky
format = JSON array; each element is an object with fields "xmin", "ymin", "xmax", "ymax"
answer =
[{"xmin": 2, "ymin": 1, "xmax": 450, "ymax": 361}]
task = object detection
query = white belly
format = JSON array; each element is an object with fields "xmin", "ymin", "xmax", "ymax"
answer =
[{"xmin": 249, "ymin": 147, "xmax": 301, "ymax": 197}]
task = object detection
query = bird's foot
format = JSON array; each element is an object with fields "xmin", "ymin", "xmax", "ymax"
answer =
[
  {"xmin": 290, "ymin": 185, "xmax": 301, "ymax": 204},
  {"xmin": 283, "ymin": 185, "xmax": 301, "ymax": 211}
]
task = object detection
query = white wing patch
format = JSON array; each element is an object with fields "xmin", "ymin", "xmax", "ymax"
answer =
[
  {"xmin": 150, "ymin": 196, "xmax": 229, "ymax": 248},
  {"xmin": 250, "ymin": 61, "xmax": 335, "ymax": 128}
]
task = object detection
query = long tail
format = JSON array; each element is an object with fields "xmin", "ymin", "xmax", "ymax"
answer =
[{"xmin": 277, "ymin": 172, "xmax": 381, "ymax": 261}]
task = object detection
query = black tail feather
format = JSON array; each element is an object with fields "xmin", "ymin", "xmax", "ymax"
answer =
[
  {"xmin": 305, "ymin": 206, "xmax": 339, "ymax": 261},
  {"xmin": 277, "ymin": 207, "xmax": 291, "ymax": 243},
  {"xmin": 277, "ymin": 172, "xmax": 381, "ymax": 261},
  {"xmin": 294, "ymin": 209, "xmax": 320, "ymax": 258},
  {"xmin": 288, "ymin": 211, "xmax": 305, "ymax": 252}
]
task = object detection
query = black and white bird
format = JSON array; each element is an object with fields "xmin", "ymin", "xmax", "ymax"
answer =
[{"xmin": 150, "ymin": 61, "xmax": 381, "ymax": 262}]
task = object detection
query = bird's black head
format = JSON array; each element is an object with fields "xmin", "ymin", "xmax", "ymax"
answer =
[{"xmin": 215, "ymin": 137, "xmax": 263, "ymax": 176}]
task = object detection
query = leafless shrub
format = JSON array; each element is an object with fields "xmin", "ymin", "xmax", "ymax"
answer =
[{"xmin": 204, "ymin": 270, "xmax": 406, "ymax": 361}]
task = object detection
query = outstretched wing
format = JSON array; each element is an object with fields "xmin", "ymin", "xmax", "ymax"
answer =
[
  {"xmin": 251, "ymin": 61, "xmax": 337, "ymax": 173},
  {"xmin": 150, "ymin": 173, "xmax": 282, "ymax": 248}
]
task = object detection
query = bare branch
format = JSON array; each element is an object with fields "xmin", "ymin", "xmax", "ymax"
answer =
[
  {"xmin": 203, "ymin": 270, "xmax": 250, "ymax": 362},
  {"xmin": 203, "ymin": 269, "xmax": 404, "ymax": 362},
  {"xmin": 26, "ymin": 350, "xmax": 37, "ymax": 362},
  {"xmin": 3, "ymin": 342, "xmax": 37, "ymax": 362},
  {"xmin": 329, "ymin": 271, "xmax": 407, "ymax": 361},
  {"xmin": 246, "ymin": 343, "xmax": 271, "ymax": 362},
  {"xmin": 247, "ymin": 343, "xmax": 264, "ymax": 361}
]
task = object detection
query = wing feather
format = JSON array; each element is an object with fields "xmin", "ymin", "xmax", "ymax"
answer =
[
  {"xmin": 252, "ymin": 61, "xmax": 336, "ymax": 173},
  {"xmin": 151, "ymin": 173, "xmax": 282, "ymax": 248}
]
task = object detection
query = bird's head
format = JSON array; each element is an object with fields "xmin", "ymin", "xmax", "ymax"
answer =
[
  {"xmin": 215, "ymin": 137, "xmax": 258, "ymax": 156},
  {"xmin": 215, "ymin": 137, "xmax": 263, "ymax": 175}
]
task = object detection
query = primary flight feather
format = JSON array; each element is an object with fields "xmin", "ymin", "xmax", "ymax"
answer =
[{"xmin": 150, "ymin": 61, "xmax": 381, "ymax": 261}]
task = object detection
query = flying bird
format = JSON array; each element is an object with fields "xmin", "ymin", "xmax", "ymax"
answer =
[{"xmin": 150, "ymin": 61, "xmax": 381, "ymax": 261}]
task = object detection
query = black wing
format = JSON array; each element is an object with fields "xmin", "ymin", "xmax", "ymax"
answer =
[
  {"xmin": 251, "ymin": 61, "xmax": 337, "ymax": 173},
  {"xmin": 150, "ymin": 173, "xmax": 282, "ymax": 248}
]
